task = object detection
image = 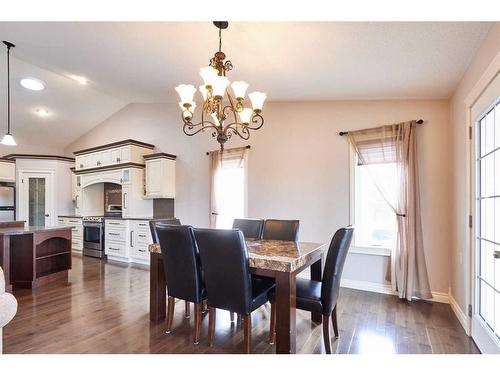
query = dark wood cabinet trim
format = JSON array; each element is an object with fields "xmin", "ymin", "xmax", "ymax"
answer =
[
  {"xmin": 143, "ymin": 152, "xmax": 177, "ymax": 161},
  {"xmin": 3, "ymin": 154, "xmax": 75, "ymax": 162},
  {"xmin": 0, "ymin": 157, "xmax": 16, "ymax": 163},
  {"xmin": 74, "ymin": 162, "xmax": 145, "ymax": 175},
  {"xmin": 73, "ymin": 139, "xmax": 155, "ymax": 156}
]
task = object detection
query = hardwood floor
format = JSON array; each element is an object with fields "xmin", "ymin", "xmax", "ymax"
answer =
[{"xmin": 3, "ymin": 254, "xmax": 480, "ymax": 354}]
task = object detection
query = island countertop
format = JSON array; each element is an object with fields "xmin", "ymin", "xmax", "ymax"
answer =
[{"xmin": 0, "ymin": 225, "xmax": 74, "ymax": 236}]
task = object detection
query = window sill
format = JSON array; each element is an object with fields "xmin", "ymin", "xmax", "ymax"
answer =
[{"xmin": 349, "ymin": 245, "xmax": 391, "ymax": 257}]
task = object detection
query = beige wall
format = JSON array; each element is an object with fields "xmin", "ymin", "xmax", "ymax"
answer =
[
  {"xmin": 450, "ymin": 24, "xmax": 500, "ymax": 313},
  {"xmin": 66, "ymin": 98, "xmax": 452, "ymax": 294}
]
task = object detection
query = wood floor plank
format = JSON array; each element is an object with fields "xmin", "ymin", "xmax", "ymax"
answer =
[{"xmin": 3, "ymin": 254, "xmax": 480, "ymax": 354}]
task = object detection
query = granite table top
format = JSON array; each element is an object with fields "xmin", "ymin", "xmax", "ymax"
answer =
[{"xmin": 149, "ymin": 239, "xmax": 326, "ymax": 272}]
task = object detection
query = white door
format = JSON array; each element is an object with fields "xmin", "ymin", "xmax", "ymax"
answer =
[
  {"xmin": 19, "ymin": 172, "xmax": 54, "ymax": 227},
  {"xmin": 472, "ymin": 93, "xmax": 500, "ymax": 353}
]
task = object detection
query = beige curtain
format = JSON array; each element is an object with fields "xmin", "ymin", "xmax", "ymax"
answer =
[
  {"xmin": 347, "ymin": 121, "xmax": 432, "ymax": 301},
  {"xmin": 208, "ymin": 147, "xmax": 248, "ymax": 229}
]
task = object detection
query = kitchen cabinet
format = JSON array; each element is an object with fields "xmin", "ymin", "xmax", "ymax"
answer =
[
  {"xmin": 0, "ymin": 159, "xmax": 15, "ymax": 182},
  {"xmin": 74, "ymin": 140, "xmax": 154, "ymax": 171},
  {"xmin": 58, "ymin": 216, "xmax": 83, "ymax": 253},
  {"xmin": 129, "ymin": 220, "xmax": 152, "ymax": 263},
  {"xmin": 144, "ymin": 153, "xmax": 176, "ymax": 199},
  {"xmin": 104, "ymin": 218, "xmax": 151, "ymax": 264},
  {"xmin": 104, "ymin": 219, "xmax": 129, "ymax": 260}
]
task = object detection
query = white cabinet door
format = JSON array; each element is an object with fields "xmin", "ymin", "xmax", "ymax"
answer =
[
  {"xmin": 120, "ymin": 146, "xmax": 131, "ymax": 163},
  {"xmin": 99, "ymin": 150, "xmax": 112, "ymax": 166},
  {"xmin": 144, "ymin": 158, "xmax": 175, "ymax": 199},
  {"xmin": 0, "ymin": 161, "xmax": 15, "ymax": 182},
  {"xmin": 122, "ymin": 185, "xmax": 130, "ymax": 217},
  {"xmin": 146, "ymin": 159, "xmax": 162, "ymax": 196},
  {"xmin": 110, "ymin": 148, "xmax": 121, "ymax": 164}
]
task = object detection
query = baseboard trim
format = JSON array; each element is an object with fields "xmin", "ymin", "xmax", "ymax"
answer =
[
  {"xmin": 340, "ymin": 278, "xmax": 450, "ymax": 304},
  {"xmin": 340, "ymin": 278, "xmax": 394, "ymax": 296},
  {"xmin": 449, "ymin": 292, "xmax": 469, "ymax": 334}
]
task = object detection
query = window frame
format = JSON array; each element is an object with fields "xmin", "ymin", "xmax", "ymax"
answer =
[{"xmin": 349, "ymin": 144, "xmax": 392, "ymax": 257}]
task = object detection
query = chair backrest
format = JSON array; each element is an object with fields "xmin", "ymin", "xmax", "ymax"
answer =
[
  {"xmin": 320, "ymin": 226, "xmax": 354, "ymax": 315},
  {"xmin": 194, "ymin": 228, "xmax": 253, "ymax": 315},
  {"xmin": 156, "ymin": 225, "xmax": 204, "ymax": 303},
  {"xmin": 149, "ymin": 218, "xmax": 181, "ymax": 244},
  {"xmin": 261, "ymin": 219, "xmax": 300, "ymax": 241},
  {"xmin": 232, "ymin": 218, "xmax": 264, "ymax": 239}
]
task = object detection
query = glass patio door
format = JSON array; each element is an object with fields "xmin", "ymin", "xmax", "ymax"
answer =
[{"xmin": 473, "ymin": 96, "xmax": 500, "ymax": 353}]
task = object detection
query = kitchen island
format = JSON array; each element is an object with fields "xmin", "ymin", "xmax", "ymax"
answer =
[{"xmin": 0, "ymin": 225, "xmax": 73, "ymax": 291}]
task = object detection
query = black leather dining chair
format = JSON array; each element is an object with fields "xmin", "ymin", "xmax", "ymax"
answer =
[
  {"xmin": 149, "ymin": 218, "xmax": 181, "ymax": 244},
  {"xmin": 232, "ymin": 218, "xmax": 264, "ymax": 239},
  {"xmin": 194, "ymin": 228, "xmax": 276, "ymax": 353},
  {"xmin": 156, "ymin": 224, "xmax": 206, "ymax": 344},
  {"xmin": 294, "ymin": 226, "xmax": 353, "ymax": 354},
  {"xmin": 262, "ymin": 219, "xmax": 300, "ymax": 241}
]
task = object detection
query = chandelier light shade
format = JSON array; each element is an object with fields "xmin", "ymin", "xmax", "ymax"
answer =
[
  {"xmin": 175, "ymin": 21, "xmax": 266, "ymax": 151},
  {"xmin": 1, "ymin": 41, "xmax": 16, "ymax": 146}
]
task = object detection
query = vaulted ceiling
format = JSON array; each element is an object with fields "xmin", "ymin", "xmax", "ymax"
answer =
[{"xmin": 0, "ymin": 21, "xmax": 493, "ymax": 153}]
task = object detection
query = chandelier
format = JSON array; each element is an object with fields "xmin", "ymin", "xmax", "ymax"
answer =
[{"xmin": 175, "ymin": 21, "xmax": 266, "ymax": 151}]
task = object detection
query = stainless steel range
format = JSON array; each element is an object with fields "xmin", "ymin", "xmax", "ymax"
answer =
[{"xmin": 83, "ymin": 216, "xmax": 105, "ymax": 258}]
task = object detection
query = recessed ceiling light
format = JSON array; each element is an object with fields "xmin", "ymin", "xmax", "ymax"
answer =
[
  {"xmin": 69, "ymin": 75, "xmax": 88, "ymax": 85},
  {"xmin": 35, "ymin": 108, "xmax": 50, "ymax": 117},
  {"xmin": 19, "ymin": 77, "xmax": 46, "ymax": 91}
]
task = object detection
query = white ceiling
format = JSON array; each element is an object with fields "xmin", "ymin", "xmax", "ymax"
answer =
[
  {"xmin": 0, "ymin": 54, "xmax": 124, "ymax": 154},
  {"xmin": 0, "ymin": 22, "xmax": 493, "ymax": 153}
]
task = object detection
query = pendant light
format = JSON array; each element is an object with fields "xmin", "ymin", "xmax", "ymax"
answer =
[{"xmin": 1, "ymin": 41, "xmax": 16, "ymax": 146}]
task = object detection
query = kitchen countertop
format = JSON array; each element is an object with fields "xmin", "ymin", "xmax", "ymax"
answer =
[
  {"xmin": 0, "ymin": 225, "xmax": 74, "ymax": 235},
  {"xmin": 58, "ymin": 215, "xmax": 83, "ymax": 218}
]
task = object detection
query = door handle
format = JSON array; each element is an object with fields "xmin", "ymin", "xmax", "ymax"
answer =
[
  {"xmin": 494, "ymin": 251, "xmax": 500, "ymax": 259},
  {"xmin": 45, "ymin": 214, "xmax": 49, "ymax": 217},
  {"xmin": 130, "ymin": 230, "xmax": 134, "ymax": 247}
]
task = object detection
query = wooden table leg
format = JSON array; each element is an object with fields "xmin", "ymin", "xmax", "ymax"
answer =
[
  {"xmin": 310, "ymin": 257, "xmax": 322, "ymax": 323},
  {"xmin": 0, "ymin": 235, "xmax": 12, "ymax": 293},
  {"xmin": 150, "ymin": 252, "xmax": 166, "ymax": 322},
  {"xmin": 275, "ymin": 271, "xmax": 296, "ymax": 354}
]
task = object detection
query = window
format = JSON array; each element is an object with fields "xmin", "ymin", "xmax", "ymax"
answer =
[
  {"xmin": 351, "ymin": 148, "xmax": 397, "ymax": 254},
  {"xmin": 212, "ymin": 151, "xmax": 247, "ymax": 229}
]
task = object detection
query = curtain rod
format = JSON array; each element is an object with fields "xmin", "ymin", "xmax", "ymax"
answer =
[
  {"xmin": 206, "ymin": 145, "xmax": 251, "ymax": 155},
  {"xmin": 338, "ymin": 119, "xmax": 424, "ymax": 136}
]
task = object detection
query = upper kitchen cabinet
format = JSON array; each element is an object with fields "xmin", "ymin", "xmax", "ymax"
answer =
[
  {"xmin": 143, "ymin": 153, "xmax": 176, "ymax": 199},
  {"xmin": 74, "ymin": 139, "xmax": 154, "ymax": 171},
  {"xmin": 0, "ymin": 158, "xmax": 16, "ymax": 182}
]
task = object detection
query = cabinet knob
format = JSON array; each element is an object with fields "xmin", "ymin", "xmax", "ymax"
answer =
[
  {"xmin": 117, "ymin": 157, "xmax": 121, "ymax": 162},
  {"xmin": 80, "ymin": 164, "xmax": 83, "ymax": 168}
]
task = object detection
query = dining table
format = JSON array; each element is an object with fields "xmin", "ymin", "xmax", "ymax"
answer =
[{"xmin": 149, "ymin": 238, "xmax": 326, "ymax": 354}]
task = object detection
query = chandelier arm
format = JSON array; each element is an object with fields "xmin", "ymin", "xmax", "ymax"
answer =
[
  {"xmin": 224, "ymin": 122, "xmax": 251, "ymax": 140},
  {"xmin": 245, "ymin": 113, "xmax": 264, "ymax": 131},
  {"xmin": 183, "ymin": 118, "xmax": 219, "ymax": 137}
]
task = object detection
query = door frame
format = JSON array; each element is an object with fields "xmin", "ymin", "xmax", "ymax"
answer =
[
  {"xmin": 17, "ymin": 169, "xmax": 55, "ymax": 226},
  {"xmin": 465, "ymin": 51, "xmax": 500, "ymax": 345}
]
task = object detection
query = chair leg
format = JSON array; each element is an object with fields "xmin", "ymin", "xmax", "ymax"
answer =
[
  {"xmin": 208, "ymin": 307, "xmax": 216, "ymax": 347},
  {"xmin": 194, "ymin": 303, "xmax": 202, "ymax": 345},
  {"xmin": 166, "ymin": 296, "xmax": 175, "ymax": 333},
  {"xmin": 230, "ymin": 312, "xmax": 235, "ymax": 322},
  {"xmin": 243, "ymin": 314, "xmax": 252, "ymax": 354},
  {"xmin": 185, "ymin": 301, "xmax": 190, "ymax": 318},
  {"xmin": 322, "ymin": 314, "xmax": 331, "ymax": 354},
  {"xmin": 269, "ymin": 302, "xmax": 276, "ymax": 344},
  {"xmin": 331, "ymin": 306, "xmax": 339, "ymax": 338}
]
